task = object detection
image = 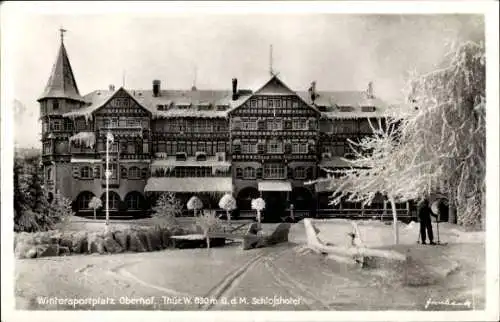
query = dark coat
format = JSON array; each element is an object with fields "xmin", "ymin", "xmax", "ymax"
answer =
[{"xmin": 418, "ymin": 201, "xmax": 433, "ymax": 221}]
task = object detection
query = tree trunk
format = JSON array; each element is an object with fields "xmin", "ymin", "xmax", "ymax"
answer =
[
  {"xmin": 388, "ymin": 196, "xmax": 399, "ymax": 244},
  {"xmin": 94, "ymin": 209, "xmax": 96, "ymax": 220},
  {"xmin": 257, "ymin": 210, "xmax": 261, "ymax": 230},
  {"xmin": 206, "ymin": 234, "xmax": 210, "ymax": 249},
  {"xmin": 226, "ymin": 210, "xmax": 231, "ymax": 223},
  {"xmin": 448, "ymin": 204, "xmax": 457, "ymax": 224}
]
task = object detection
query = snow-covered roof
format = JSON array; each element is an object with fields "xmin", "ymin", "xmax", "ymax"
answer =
[{"xmin": 63, "ymin": 77, "xmax": 396, "ymax": 120}]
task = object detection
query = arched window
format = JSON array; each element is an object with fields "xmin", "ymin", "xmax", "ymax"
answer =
[
  {"xmin": 236, "ymin": 168, "xmax": 243, "ymax": 179},
  {"xmin": 125, "ymin": 192, "xmax": 143, "ymax": 210},
  {"xmin": 128, "ymin": 166, "xmax": 141, "ymax": 179},
  {"xmin": 101, "ymin": 191, "xmax": 121, "ymax": 210},
  {"xmin": 80, "ymin": 166, "xmax": 92, "ymax": 179},
  {"xmin": 76, "ymin": 191, "xmax": 95, "ymax": 210},
  {"xmin": 243, "ymin": 167, "xmax": 256, "ymax": 179}
]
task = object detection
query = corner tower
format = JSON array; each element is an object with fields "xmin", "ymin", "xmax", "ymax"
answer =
[{"xmin": 38, "ymin": 29, "xmax": 85, "ymax": 198}]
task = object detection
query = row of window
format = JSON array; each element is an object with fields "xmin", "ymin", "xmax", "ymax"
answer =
[
  {"xmin": 235, "ymin": 165, "xmax": 313, "ymax": 180},
  {"xmin": 101, "ymin": 117, "xmax": 143, "ymax": 129},
  {"xmin": 153, "ymin": 141, "xmax": 228, "ymax": 155},
  {"xmin": 152, "ymin": 166, "xmax": 229, "ymax": 178},
  {"xmin": 233, "ymin": 118, "xmax": 316, "ymax": 131},
  {"xmin": 43, "ymin": 119, "xmax": 74, "ymax": 132},
  {"xmin": 234, "ymin": 140, "xmax": 312, "ymax": 155},
  {"xmin": 248, "ymin": 97, "xmax": 302, "ymax": 109},
  {"xmin": 152, "ymin": 119, "xmax": 228, "ymax": 133},
  {"xmin": 77, "ymin": 191, "xmax": 141, "ymax": 210},
  {"xmin": 73, "ymin": 165, "xmax": 148, "ymax": 180}
]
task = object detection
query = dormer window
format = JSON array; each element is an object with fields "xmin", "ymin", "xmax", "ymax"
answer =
[
  {"xmin": 157, "ymin": 104, "xmax": 164, "ymax": 111},
  {"xmin": 53, "ymin": 101, "xmax": 59, "ymax": 110},
  {"xmin": 362, "ymin": 106, "xmax": 376, "ymax": 112},
  {"xmin": 195, "ymin": 151, "xmax": 207, "ymax": 161},
  {"xmin": 339, "ymin": 106, "xmax": 352, "ymax": 112},
  {"xmin": 175, "ymin": 152, "xmax": 187, "ymax": 161},
  {"xmin": 216, "ymin": 105, "xmax": 227, "ymax": 111}
]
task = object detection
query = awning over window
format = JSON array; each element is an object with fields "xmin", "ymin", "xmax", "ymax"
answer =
[
  {"xmin": 144, "ymin": 177, "xmax": 233, "ymax": 193},
  {"xmin": 258, "ymin": 181, "xmax": 292, "ymax": 192}
]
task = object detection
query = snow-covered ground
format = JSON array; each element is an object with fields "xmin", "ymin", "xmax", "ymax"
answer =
[{"xmin": 15, "ymin": 219, "xmax": 485, "ymax": 311}]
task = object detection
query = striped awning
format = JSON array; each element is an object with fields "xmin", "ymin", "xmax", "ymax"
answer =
[
  {"xmin": 144, "ymin": 177, "xmax": 232, "ymax": 193},
  {"xmin": 258, "ymin": 181, "xmax": 292, "ymax": 192}
]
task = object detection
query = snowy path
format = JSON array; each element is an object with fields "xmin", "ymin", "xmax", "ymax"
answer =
[{"xmin": 15, "ymin": 221, "xmax": 485, "ymax": 311}]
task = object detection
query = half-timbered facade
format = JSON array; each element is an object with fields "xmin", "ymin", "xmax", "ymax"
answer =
[{"xmin": 39, "ymin": 34, "xmax": 408, "ymax": 220}]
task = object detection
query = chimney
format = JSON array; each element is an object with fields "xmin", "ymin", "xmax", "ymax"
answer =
[
  {"xmin": 308, "ymin": 81, "xmax": 317, "ymax": 103},
  {"xmin": 367, "ymin": 81, "xmax": 374, "ymax": 99},
  {"xmin": 232, "ymin": 78, "xmax": 238, "ymax": 100},
  {"xmin": 153, "ymin": 80, "xmax": 161, "ymax": 97},
  {"xmin": 109, "ymin": 84, "xmax": 115, "ymax": 91}
]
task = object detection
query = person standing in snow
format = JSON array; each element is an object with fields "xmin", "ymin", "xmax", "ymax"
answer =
[{"xmin": 418, "ymin": 198, "xmax": 437, "ymax": 245}]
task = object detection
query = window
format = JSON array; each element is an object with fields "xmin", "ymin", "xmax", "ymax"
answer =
[
  {"xmin": 232, "ymin": 140, "xmax": 241, "ymax": 154},
  {"xmin": 94, "ymin": 166, "xmax": 101, "ymax": 178},
  {"xmin": 242, "ymin": 119, "xmax": 257, "ymax": 130},
  {"xmin": 242, "ymin": 142, "xmax": 257, "ymax": 154},
  {"xmin": 243, "ymin": 167, "xmax": 256, "ymax": 179},
  {"xmin": 294, "ymin": 167, "xmax": 306, "ymax": 180},
  {"xmin": 236, "ymin": 168, "xmax": 243, "ymax": 179},
  {"xmin": 268, "ymin": 99, "xmax": 274, "ymax": 108},
  {"xmin": 78, "ymin": 193, "xmax": 93, "ymax": 210},
  {"xmin": 292, "ymin": 99, "xmax": 299, "ymax": 108},
  {"xmin": 125, "ymin": 166, "xmax": 138, "ymax": 179},
  {"xmin": 46, "ymin": 168, "xmax": 52, "ymax": 181},
  {"xmin": 292, "ymin": 143, "xmax": 308, "ymax": 154},
  {"xmin": 264, "ymin": 163, "xmax": 285, "ymax": 179},
  {"xmin": 275, "ymin": 99, "xmax": 281, "ymax": 107},
  {"xmin": 127, "ymin": 119, "xmax": 141, "ymax": 127},
  {"xmin": 126, "ymin": 193, "xmax": 141, "ymax": 210},
  {"xmin": 43, "ymin": 142, "xmax": 51, "ymax": 154},
  {"xmin": 196, "ymin": 141, "xmax": 206, "ymax": 153},
  {"xmin": 176, "ymin": 152, "xmax": 187, "ymax": 161},
  {"xmin": 177, "ymin": 141, "xmax": 186, "ymax": 153},
  {"xmin": 53, "ymin": 101, "xmax": 59, "ymax": 110},
  {"xmin": 121, "ymin": 166, "xmax": 128, "ymax": 179},
  {"xmin": 52, "ymin": 120, "xmax": 62, "ymax": 131},
  {"xmin": 267, "ymin": 139, "xmax": 283, "ymax": 154},
  {"xmin": 217, "ymin": 141, "xmax": 226, "ymax": 153},
  {"xmin": 232, "ymin": 119, "xmax": 241, "ymax": 130},
  {"xmin": 251, "ymin": 100, "xmax": 257, "ymax": 108},
  {"xmin": 293, "ymin": 119, "xmax": 307, "ymax": 130},
  {"xmin": 104, "ymin": 192, "xmax": 120, "ymax": 210},
  {"xmin": 267, "ymin": 119, "xmax": 282, "ymax": 131},
  {"xmin": 80, "ymin": 166, "xmax": 92, "ymax": 179},
  {"xmin": 284, "ymin": 120, "xmax": 292, "ymax": 130},
  {"xmin": 63, "ymin": 119, "xmax": 73, "ymax": 131}
]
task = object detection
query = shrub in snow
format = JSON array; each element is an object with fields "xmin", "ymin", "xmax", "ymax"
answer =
[
  {"xmin": 89, "ymin": 197, "xmax": 102, "ymax": 220},
  {"xmin": 195, "ymin": 210, "xmax": 222, "ymax": 249},
  {"xmin": 152, "ymin": 192, "xmax": 183, "ymax": 230},
  {"xmin": 219, "ymin": 193, "xmax": 237, "ymax": 222},
  {"xmin": 187, "ymin": 196, "xmax": 204, "ymax": 216}
]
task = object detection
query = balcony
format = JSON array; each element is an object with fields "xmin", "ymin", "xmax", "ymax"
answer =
[{"xmin": 119, "ymin": 153, "xmax": 151, "ymax": 160}]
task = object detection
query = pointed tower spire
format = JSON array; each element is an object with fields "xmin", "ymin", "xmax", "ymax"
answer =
[{"xmin": 38, "ymin": 28, "xmax": 85, "ymax": 103}]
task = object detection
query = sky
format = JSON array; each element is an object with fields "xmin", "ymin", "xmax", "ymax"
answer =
[{"xmin": 5, "ymin": 10, "xmax": 484, "ymax": 148}]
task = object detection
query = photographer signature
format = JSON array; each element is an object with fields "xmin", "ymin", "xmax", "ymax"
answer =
[{"xmin": 425, "ymin": 297, "xmax": 472, "ymax": 309}]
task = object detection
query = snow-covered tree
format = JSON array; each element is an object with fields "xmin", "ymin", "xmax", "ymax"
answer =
[
  {"xmin": 251, "ymin": 198, "xmax": 265, "ymax": 228},
  {"xmin": 318, "ymin": 118, "xmax": 405, "ymax": 244},
  {"xmin": 89, "ymin": 196, "xmax": 102, "ymax": 220},
  {"xmin": 218, "ymin": 193, "xmax": 237, "ymax": 223},
  {"xmin": 187, "ymin": 196, "xmax": 204, "ymax": 216},
  {"xmin": 397, "ymin": 41, "xmax": 485, "ymax": 228},
  {"xmin": 316, "ymin": 41, "xmax": 486, "ymax": 235}
]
